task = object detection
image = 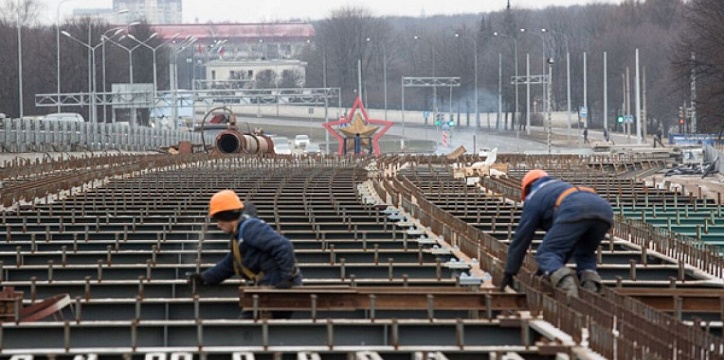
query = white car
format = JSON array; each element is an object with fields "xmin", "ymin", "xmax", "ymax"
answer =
[
  {"xmin": 304, "ymin": 143, "xmax": 321, "ymax": 154},
  {"xmin": 41, "ymin": 112, "xmax": 85, "ymax": 123},
  {"xmin": 274, "ymin": 142, "xmax": 292, "ymax": 155},
  {"xmin": 294, "ymin": 134, "xmax": 310, "ymax": 148}
]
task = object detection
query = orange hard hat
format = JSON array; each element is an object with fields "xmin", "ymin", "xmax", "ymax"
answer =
[
  {"xmin": 520, "ymin": 169, "xmax": 549, "ymax": 200},
  {"xmin": 208, "ymin": 190, "xmax": 244, "ymax": 218}
]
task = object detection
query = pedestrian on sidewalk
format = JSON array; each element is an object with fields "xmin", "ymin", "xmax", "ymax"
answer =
[
  {"xmin": 583, "ymin": 128, "xmax": 590, "ymax": 144},
  {"xmin": 653, "ymin": 124, "xmax": 665, "ymax": 148}
]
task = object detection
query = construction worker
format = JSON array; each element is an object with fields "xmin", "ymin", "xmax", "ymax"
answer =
[
  {"xmin": 499, "ymin": 170, "xmax": 613, "ymax": 298},
  {"xmin": 188, "ymin": 190, "xmax": 302, "ymax": 319}
]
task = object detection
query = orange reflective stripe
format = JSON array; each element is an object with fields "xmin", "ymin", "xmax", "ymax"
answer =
[{"xmin": 555, "ymin": 186, "xmax": 596, "ymax": 208}]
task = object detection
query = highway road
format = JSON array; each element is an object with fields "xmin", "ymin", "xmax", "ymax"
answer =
[{"xmin": 235, "ymin": 114, "xmax": 593, "ymax": 155}]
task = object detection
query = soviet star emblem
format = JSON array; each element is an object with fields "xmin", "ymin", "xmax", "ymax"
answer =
[{"xmin": 322, "ymin": 97, "xmax": 394, "ymax": 156}]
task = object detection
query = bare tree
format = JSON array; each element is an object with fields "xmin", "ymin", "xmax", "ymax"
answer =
[
  {"xmin": 255, "ymin": 70, "xmax": 277, "ymax": 89},
  {"xmin": 316, "ymin": 6, "xmax": 393, "ymax": 103},
  {"xmin": 278, "ymin": 69, "xmax": 303, "ymax": 88},
  {"xmin": 672, "ymin": 0, "xmax": 724, "ymax": 135},
  {"xmin": 0, "ymin": 0, "xmax": 41, "ymax": 26}
]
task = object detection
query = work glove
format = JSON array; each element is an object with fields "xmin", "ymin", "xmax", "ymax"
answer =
[
  {"xmin": 186, "ymin": 272, "xmax": 204, "ymax": 287},
  {"xmin": 275, "ymin": 275, "xmax": 295, "ymax": 289},
  {"xmin": 243, "ymin": 202, "xmax": 258, "ymax": 218},
  {"xmin": 499, "ymin": 273, "xmax": 514, "ymax": 292}
]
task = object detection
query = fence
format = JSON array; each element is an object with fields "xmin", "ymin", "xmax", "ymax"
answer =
[{"xmin": 0, "ymin": 118, "xmax": 215, "ymax": 153}]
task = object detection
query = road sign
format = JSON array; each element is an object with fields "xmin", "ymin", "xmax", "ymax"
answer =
[
  {"xmin": 580, "ymin": 106, "xmax": 588, "ymax": 119},
  {"xmin": 423, "ymin": 111, "xmax": 429, "ymax": 119},
  {"xmin": 625, "ymin": 114, "xmax": 634, "ymax": 123}
]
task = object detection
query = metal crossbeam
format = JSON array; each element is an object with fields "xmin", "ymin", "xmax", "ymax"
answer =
[
  {"xmin": 511, "ymin": 75, "xmax": 547, "ymax": 85},
  {"xmin": 35, "ymin": 87, "xmax": 341, "ymax": 109},
  {"xmin": 239, "ymin": 287, "xmax": 526, "ymax": 312},
  {"xmin": 402, "ymin": 77, "xmax": 461, "ymax": 87},
  {"xmin": 35, "ymin": 92, "xmax": 153, "ymax": 107},
  {"xmin": 614, "ymin": 288, "xmax": 724, "ymax": 313}
]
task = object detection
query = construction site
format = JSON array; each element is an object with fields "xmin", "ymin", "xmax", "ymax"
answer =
[{"xmin": 0, "ymin": 111, "xmax": 723, "ymax": 360}]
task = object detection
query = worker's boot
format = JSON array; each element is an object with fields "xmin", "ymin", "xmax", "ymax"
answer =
[
  {"xmin": 579, "ymin": 270, "xmax": 603, "ymax": 294},
  {"xmin": 549, "ymin": 267, "xmax": 579, "ymax": 298}
]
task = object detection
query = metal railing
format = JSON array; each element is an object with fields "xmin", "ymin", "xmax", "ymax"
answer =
[
  {"xmin": 373, "ymin": 156, "xmax": 723, "ymax": 360},
  {"xmin": 0, "ymin": 118, "xmax": 215, "ymax": 153}
]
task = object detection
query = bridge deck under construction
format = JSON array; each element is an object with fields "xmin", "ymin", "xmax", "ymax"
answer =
[{"xmin": 0, "ymin": 153, "xmax": 721, "ymax": 359}]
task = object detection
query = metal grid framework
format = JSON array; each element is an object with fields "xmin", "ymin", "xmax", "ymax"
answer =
[{"xmin": 0, "ymin": 153, "xmax": 722, "ymax": 359}]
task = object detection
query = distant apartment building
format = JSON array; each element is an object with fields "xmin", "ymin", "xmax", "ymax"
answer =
[
  {"xmin": 74, "ymin": 0, "xmax": 182, "ymax": 25},
  {"xmin": 114, "ymin": 0, "xmax": 182, "ymax": 24}
]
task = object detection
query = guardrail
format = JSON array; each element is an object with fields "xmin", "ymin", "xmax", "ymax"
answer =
[{"xmin": 0, "ymin": 118, "xmax": 215, "ymax": 153}]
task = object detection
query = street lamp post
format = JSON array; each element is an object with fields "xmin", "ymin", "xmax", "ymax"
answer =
[
  {"xmin": 542, "ymin": 29, "xmax": 572, "ymax": 140},
  {"xmin": 365, "ymin": 37, "xmax": 388, "ymax": 120},
  {"xmin": 413, "ymin": 35, "xmax": 436, "ymax": 144},
  {"xmin": 106, "ymin": 34, "xmax": 156, "ymax": 126},
  {"xmin": 168, "ymin": 37, "xmax": 197, "ymax": 129},
  {"xmin": 129, "ymin": 33, "xmax": 177, "ymax": 127},
  {"xmin": 16, "ymin": 3, "xmax": 23, "ymax": 118},
  {"xmin": 493, "ymin": 31, "xmax": 519, "ymax": 133},
  {"xmin": 61, "ymin": 30, "xmax": 114, "ymax": 123},
  {"xmin": 547, "ymin": 58, "xmax": 554, "ymax": 155},
  {"xmin": 521, "ymin": 28, "xmax": 549, "ymax": 132},
  {"xmin": 455, "ymin": 33, "xmax": 478, "ymax": 129},
  {"xmin": 56, "ymin": 0, "xmax": 73, "ymax": 114},
  {"xmin": 100, "ymin": 21, "xmax": 139, "ymax": 123},
  {"xmin": 99, "ymin": 27, "xmax": 126, "ymax": 123}
]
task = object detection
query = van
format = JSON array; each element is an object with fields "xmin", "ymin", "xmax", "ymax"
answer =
[{"xmin": 41, "ymin": 113, "xmax": 85, "ymax": 122}]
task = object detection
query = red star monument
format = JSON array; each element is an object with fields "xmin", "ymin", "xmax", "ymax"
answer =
[{"xmin": 322, "ymin": 96, "xmax": 394, "ymax": 156}]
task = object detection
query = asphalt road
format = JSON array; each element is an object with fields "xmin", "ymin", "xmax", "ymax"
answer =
[{"xmin": 235, "ymin": 114, "xmax": 594, "ymax": 155}]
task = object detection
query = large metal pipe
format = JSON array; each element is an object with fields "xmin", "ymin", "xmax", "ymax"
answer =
[
  {"xmin": 215, "ymin": 130, "xmax": 244, "ymax": 154},
  {"xmin": 214, "ymin": 130, "xmax": 275, "ymax": 155}
]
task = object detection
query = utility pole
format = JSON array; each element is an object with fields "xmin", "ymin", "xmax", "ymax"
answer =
[
  {"xmin": 603, "ymin": 52, "xmax": 608, "ymax": 132},
  {"xmin": 526, "ymin": 53, "xmax": 531, "ymax": 135},
  {"xmin": 642, "ymin": 66, "xmax": 647, "ymax": 140},
  {"xmin": 690, "ymin": 52, "xmax": 697, "ymax": 134},
  {"xmin": 626, "ymin": 67, "xmax": 631, "ymax": 142},
  {"xmin": 547, "ymin": 58, "xmax": 554, "ymax": 155},
  {"xmin": 635, "ymin": 48, "xmax": 642, "ymax": 144}
]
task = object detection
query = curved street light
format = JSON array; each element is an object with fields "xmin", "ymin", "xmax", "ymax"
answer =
[
  {"xmin": 129, "ymin": 33, "xmax": 179, "ymax": 128},
  {"xmin": 61, "ymin": 30, "xmax": 116, "ymax": 123},
  {"xmin": 104, "ymin": 33, "xmax": 157, "ymax": 125}
]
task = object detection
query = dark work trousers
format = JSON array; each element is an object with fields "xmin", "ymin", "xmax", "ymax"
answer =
[{"xmin": 535, "ymin": 219, "xmax": 611, "ymax": 276}]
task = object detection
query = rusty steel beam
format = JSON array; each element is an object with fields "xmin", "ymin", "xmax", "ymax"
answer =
[
  {"xmin": 238, "ymin": 287, "xmax": 527, "ymax": 312},
  {"xmin": 614, "ymin": 288, "xmax": 724, "ymax": 314}
]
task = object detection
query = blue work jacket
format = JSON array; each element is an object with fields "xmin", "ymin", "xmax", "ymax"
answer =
[
  {"xmin": 201, "ymin": 218, "xmax": 302, "ymax": 286},
  {"xmin": 504, "ymin": 176, "xmax": 613, "ymax": 275}
]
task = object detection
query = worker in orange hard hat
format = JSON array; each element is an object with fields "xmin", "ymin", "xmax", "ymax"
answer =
[
  {"xmin": 500, "ymin": 169, "xmax": 613, "ymax": 298},
  {"xmin": 188, "ymin": 189, "xmax": 302, "ymax": 319}
]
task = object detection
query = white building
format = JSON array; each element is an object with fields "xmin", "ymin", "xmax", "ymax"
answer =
[{"xmin": 205, "ymin": 60, "xmax": 307, "ymax": 88}]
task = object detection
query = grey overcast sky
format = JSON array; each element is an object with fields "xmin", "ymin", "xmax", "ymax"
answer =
[{"xmin": 43, "ymin": 0, "xmax": 623, "ymax": 24}]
